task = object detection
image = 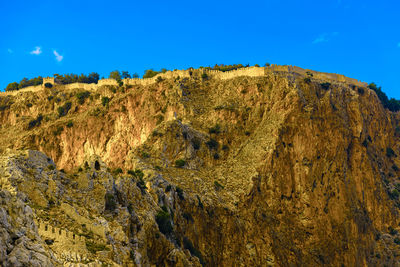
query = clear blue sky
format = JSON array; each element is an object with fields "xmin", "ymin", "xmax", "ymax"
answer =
[{"xmin": 1, "ymin": 0, "xmax": 399, "ymax": 97}]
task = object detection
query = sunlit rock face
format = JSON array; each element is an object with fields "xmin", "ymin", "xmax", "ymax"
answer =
[{"xmin": 1, "ymin": 67, "xmax": 400, "ymax": 266}]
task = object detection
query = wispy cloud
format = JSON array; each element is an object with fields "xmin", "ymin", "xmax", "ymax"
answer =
[
  {"xmin": 30, "ymin": 46, "xmax": 42, "ymax": 55},
  {"xmin": 7, "ymin": 49, "xmax": 13, "ymax": 54},
  {"xmin": 313, "ymin": 32, "xmax": 339, "ymax": 44},
  {"xmin": 53, "ymin": 50, "xmax": 63, "ymax": 62}
]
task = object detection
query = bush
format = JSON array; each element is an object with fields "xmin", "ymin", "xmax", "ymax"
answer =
[
  {"xmin": 389, "ymin": 189, "xmax": 400, "ymax": 200},
  {"xmin": 304, "ymin": 77, "xmax": 311, "ymax": 83},
  {"xmin": 176, "ymin": 187, "xmax": 184, "ymax": 200},
  {"xmin": 213, "ymin": 153, "xmax": 220, "ymax": 160},
  {"xmin": 76, "ymin": 91, "xmax": 90, "ymax": 105},
  {"xmin": 155, "ymin": 207, "xmax": 173, "ymax": 235},
  {"xmin": 206, "ymin": 139, "xmax": 219, "ymax": 150},
  {"xmin": 320, "ymin": 82, "xmax": 331, "ymax": 90},
  {"xmin": 143, "ymin": 69, "xmax": 160, "ymax": 79},
  {"xmin": 113, "ymin": 168, "xmax": 123, "ymax": 175},
  {"xmin": 191, "ymin": 138, "xmax": 201, "ymax": 150},
  {"xmin": 209, "ymin": 124, "xmax": 221, "ymax": 134},
  {"xmin": 57, "ymin": 102, "xmax": 72, "ymax": 117},
  {"xmin": 183, "ymin": 237, "xmax": 204, "ymax": 265},
  {"xmin": 101, "ymin": 97, "xmax": 110, "ymax": 107},
  {"xmin": 105, "ymin": 192, "xmax": 117, "ymax": 211},
  {"xmin": 5, "ymin": 82, "xmax": 19, "ymax": 91},
  {"xmin": 44, "ymin": 83, "xmax": 53, "ymax": 88},
  {"xmin": 368, "ymin": 83, "xmax": 400, "ymax": 112},
  {"xmin": 52, "ymin": 126, "xmax": 64, "ymax": 136},
  {"xmin": 175, "ymin": 159, "xmax": 186, "ymax": 168},
  {"xmin": 214, "ymin": 181, "xmax": 224, "ymax": 190},
  {"xmin": 66, "ymin": 120, "xmax": 73, "ymax": 128},
  {"xmin": 128, "ymin": 169, "xmax": 144, "ymax": 179},
  {"xmin": 201, "ymin": 73, "xmax": 208, "ymax": 80},
  {"xmin": 389, "ymin": 226, "xmax": 398, "ymax": 235},
  {"xmin": 136, "ymin": 179, "xmax": 147, "ymax": 192},
  {"xmin": 86, "ymin": 240, "xmax": 108, "ymax": 254},
  {"xmin": 386, "ymin": 147, "xmax": 396, "ymax": 158},
  {"xmin": 28, "ymin": 114, "xmax": 43, "ymax": 129},
  {"xmin": 156, "ymin": 76, "xmax": 164, "ymax": 83}
]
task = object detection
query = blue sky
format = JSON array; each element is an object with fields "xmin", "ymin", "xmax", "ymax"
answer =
[{"xmin": 1, "ymin": 0, "xmax": 399, "ymax": 97}]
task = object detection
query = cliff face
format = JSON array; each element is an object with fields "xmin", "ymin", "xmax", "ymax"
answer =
[{"xmin": 1, "ymin": 68, "xmax": 400, "ymax": 266}]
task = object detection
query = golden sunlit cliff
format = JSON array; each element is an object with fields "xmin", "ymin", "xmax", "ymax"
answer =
[{"xmin": 1, "ymin": 66, "xmax": 400, "ymax": 266}]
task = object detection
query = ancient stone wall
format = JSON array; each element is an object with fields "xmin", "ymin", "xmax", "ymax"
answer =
[{"xmin": 0, "ymin": 65, "xmax": 368, "ymax": 96}]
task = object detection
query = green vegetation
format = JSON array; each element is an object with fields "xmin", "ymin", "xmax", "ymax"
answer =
[
  {"xmin": 183, "ymin": 237, "xmax": 204, "ymax": 265},
  {"xmin": 182, "ymin": 212, "xmax": 193, "ymax": 222},
  {"xmin": 213, "ymin": 153, "xmax": 220, "ymax": 159},
  {"xmin": 202, "ymin": 63, "xmax": 248, "ymax": 72},
  {"xmin": 206, "ymin": 139, "xmax": 219, "ymax": 150},
  {"xmin": 57, "ymin": 102, "xmax": 72, "ymax": 117},
  {"xmin": 66, "ymin": 120, "xmax": 73, "ymax": 128},
  {"xmin": 5, "ymin": 82, "xmax": 19, "ymax": 91},
  {"xmin": 76, "ymin": 91, "xmax": 90, "ymax": 104},
  {"xmin": 143, "ymin": 69, "xmax": 160, "ymax": 78},
  {"xmin": 52, "ymin": 126, "xmax": 64, "ymax": 136},
  {"xmin": 386, "ymin": 147, "xmax": 396, "ymax": 158},
  {"xmin": 389, "ymin": 189, "xmax": 400, "ymax": 200},
  {"xmin": 175, "ymin": 159, "xmax": 186, "ymax": 168},
  {"xmin": 101, "ymin": 96, "xmax": 110, "ymax": 107},
  {"xmin": 214, "ymin": 181, "xmax": 224, "ymax": 190},
  {"xmin": 320, "ymin": 82, "xmax": 331, "ymax": 90},
  {"xmin": 28, "ymin": 114, "xmax": 43, "ymax": 129},
  {"xmin": 113, "ymin": 168, "xmax": 123, "ymax": 175},
  {"xmin": 209, "ymin": 124, "xmax": 221, "ymax": 134},
  {"xmin": 155, "ymin": 206, "xmax": 173, "ymax": 235},
  {"xmin": 85, "ymin": 240, "xmax": 108, "ymax": 253},
  {"xmin": 389, "ymin": 226, "xmax": 398, "ymax": 236},
  {"xmin": 54, "ymin": 72, "xmax": 99, "ymax": 84},
  {"xmin": 304, "ymin": 77, "xmax": 311, "ymax": 83},
  {"xmin": 176, "ymin": 187, "xmax": 184, "ymax": 200},
  {"xmin": 109, "ymin": 70, "xmax": 122, "ymax": 86},
  {"xmin": 191, "ymin": 137, "xmax": 201, "ymax": 150},
  {"xmin": 105, "ymin": 192, "xmax": 117, "ymax": 211},
  {"xmin": 128, "ymin": 169, "xmax": 144, "ymax": 179},
  {"xmin": 5, "ymin": 76, "xmax": 43, "ymax": 91},
  {"xmin": 368, "ymin": 83, "xmax": 400, "ymax": 112}
]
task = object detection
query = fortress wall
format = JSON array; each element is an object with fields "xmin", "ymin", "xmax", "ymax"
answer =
[
  {"xmin": 0, "ymin": 66, "xmax": 369, "ymax": 96},
  {"xmin": 35, "ymin": 219, "xmax": 86, "ymax": 246},
  {"xmin": 98, "ymin": 79, "xmax": 118, "ymax": 86},
  {"xmin": 63, "ymin": 83, "xmax": 98, "ymax": 91}
]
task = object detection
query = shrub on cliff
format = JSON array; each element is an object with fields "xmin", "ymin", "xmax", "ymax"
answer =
[
  {"xmin": 57, "ymin": 102, "xmax": 72, "ymax": 117},
  {"xmin": 183, "ymin": 237, "xmax": 204, "ymax": 265},
  {"xmin": 101, "ymin": 97, "xmax": 110, "ymax": 107},
  {"xmin": 76, "ymin": 91, "xmax": 90, "ymax": 104},
  {"xmin": 105, "ymin": 192, "xmax": 117, "ymax": 211},
  {"xmin": 5, "ymin": 82, "xmax": 19, "ymax": 91},
  {"xmin": 27, "ymin": 114, "xmax": 43, "ymax": 130},
  {"xmin": 206, "ymin": 138, "xmax": 219, "ymax": 150},
  {"xmin": 143, "ymin": 69, "xmax": 160, "ymax": 79},
  {"xmin": 175, "ymin": 159, "xmax": 186, "ymax": 168},
  {"xmin": 155, "ymin": 206, "xmax": 173, "ymax": 235},
  {"xmin": 368, "ymin": 83, "xmax": 400, "ymax": 112}
]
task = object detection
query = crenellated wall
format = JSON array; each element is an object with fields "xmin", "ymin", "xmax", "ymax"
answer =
[
  {"xmin": 0, "ymin": 65, "xmax": 368, "ymax": 96},
  {"xmin": 35, "ymin": 219, "xmax": 86, "ymax": 246}
]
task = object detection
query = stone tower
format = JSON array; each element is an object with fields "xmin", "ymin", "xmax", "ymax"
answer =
[{"xmin": 42, "ymin": 77, "xmax": 55, "ymax": 88}]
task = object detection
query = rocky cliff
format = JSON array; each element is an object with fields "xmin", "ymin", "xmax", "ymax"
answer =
[{"xmin": 1, "ymin": 67, "xmax": 400, "ymax": 266}]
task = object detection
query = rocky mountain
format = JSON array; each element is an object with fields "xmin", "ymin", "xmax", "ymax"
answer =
[{"xmin": 1, "ymin": 66, "xmax": 400, "ymax": 266}]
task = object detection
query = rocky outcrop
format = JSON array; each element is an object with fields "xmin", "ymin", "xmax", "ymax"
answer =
[{"xmin": 1, "ymin": 67, "xmax": 400, "ymax": 266}]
